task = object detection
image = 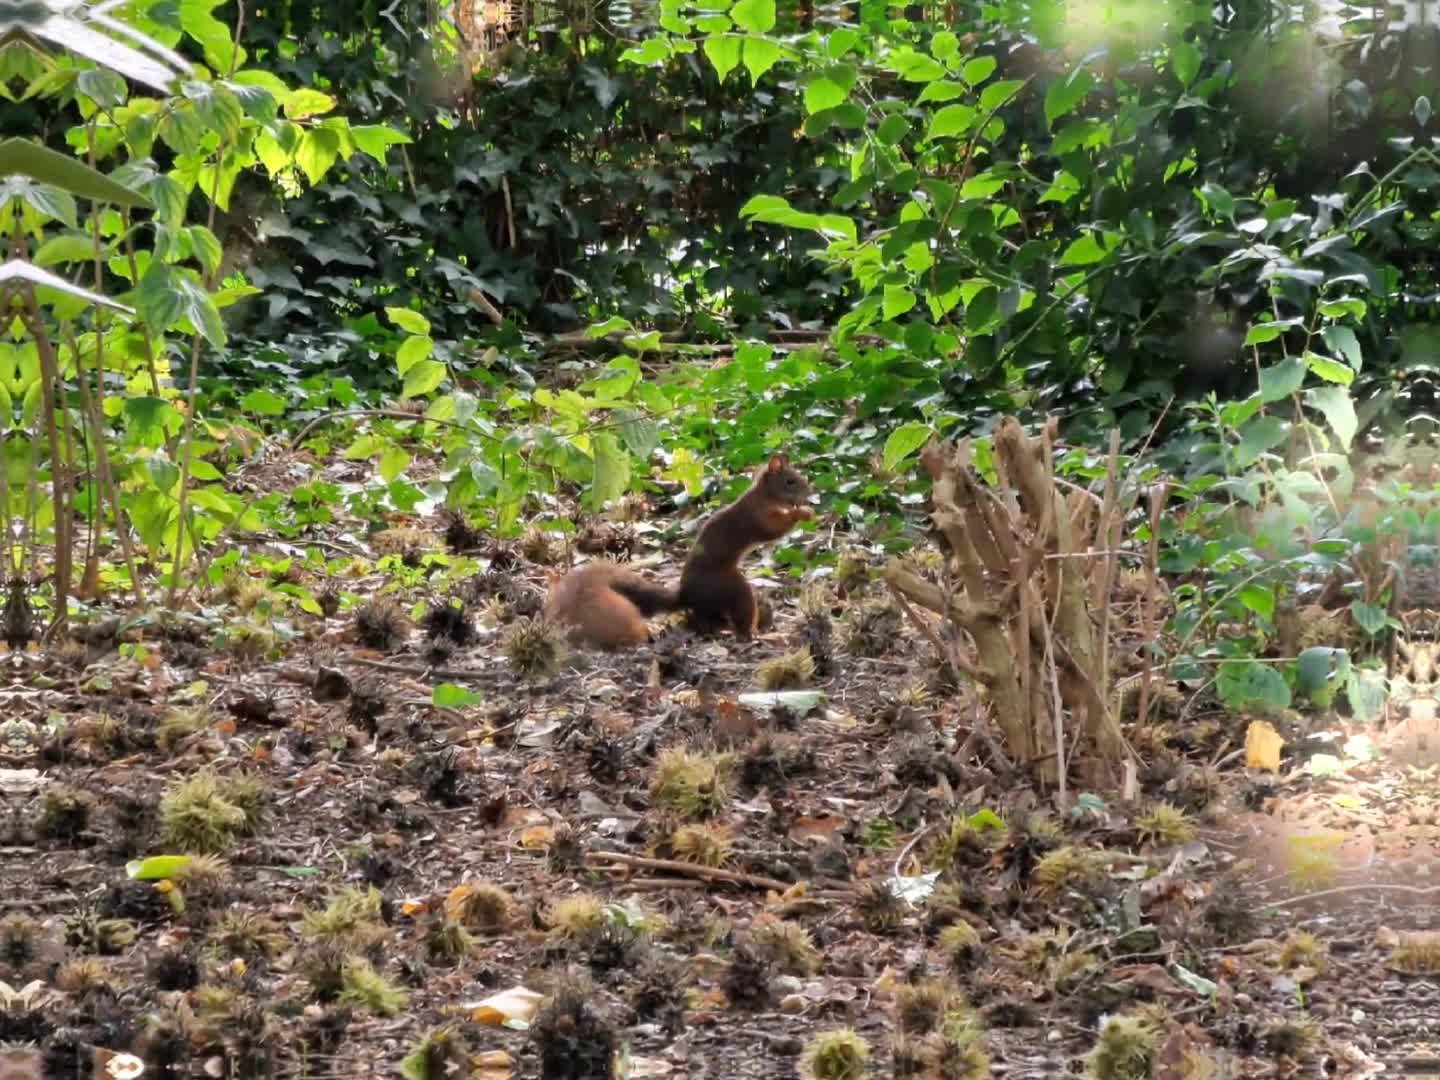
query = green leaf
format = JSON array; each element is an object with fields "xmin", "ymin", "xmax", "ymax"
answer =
[
  {"xmin": 1244, "ymin": 318, "xmax": 1302, "ymax": 346},
  {"xmin": 387, "ymin": 306, "xmax": 431, "ymax": 336},
  {"xmin": 1350, "ymin": 600, "xmax": 1388, "ymax": 636},
  {"xmin": 743, "ymin": 37, "xmax": 783, "ymax": 84},
  {"xmin": 590, "ymin": 432, "xmax": 630, "ymax": 510},
  {"xmin": 1235, "ymin": 415, "xmax": 1289, "ymax": 466},
  {"xmin": 979, "ymin": 79, "xmax": 1024, "ymax": 111},
  {"xmin": 0, "ymin": 139, "xmax": 150, "ymax": 208},
  {"xmin": 805, "ymin": 76, "xmax": 847, "ymax": 114},
  {"xmin": 351, "ymin": 124, "xmax": 412, "ymax": 160},
  {"xmin": 433, "ymin": 683, "xmax": 484, "ymax": 708},
  {"xmin": 379, "ymin": 445, "xmax": 411, "ymax": 483},
  {"xmin": 294, "ymin": 127, "xmax": 340, "ymax": 185},
  {"xmin": 924, "ymin": 103, "xmax": 976, "ymax": 140},
  {"xmin": 1305, "ymin": 351, "xmax": 1354, "ymax": 386},
  {"xmin": 882, "ymin": 422, "xmax": 932, "ymax": 471},
  {"xmin": 284, "ymin": 88, "xmax": 336, "ymax": 119},
  {"xmin": 882, "ymin": 285, "xmax": 916, "ymax": 319},
  {"xmin": 1057, "ymin": 233, "xmax": 1109, "ymax": 266},
  {"xmin": 931, "ymin": 31, "xmax": 959, "ymax": 61},
  {"xmin": 1345, "ymin": 667, "xmax": 1387, "ymax": 722},
  {"xmin": 621, "ymin": 38, "xmax": 673, "ymax": 65},
  {"xmin": 1216, "ymin": 660, "xmax": 1291, "ymax": 710},
  {"xmin": 888, "ymin": 48, "xmax": 946, "ymax": 82},
  {"xmin": 1258, "ymin": 357, "xmax": 1306, "ymax": 402},
  {"xmin": 1306, "ymin": 384, "xmax": 1357, "ymax": 450},
  {"xmin": 1043, "ymin": 69, "xmax": 1094, "ymax": 129},
  {"xmin": 731, "ymin": 0, "xmax": 776, "ymax": 32},
  {"xmin": 876, "ymin": 114, "xmax": 909, "ymax": 145},
  {"xmin": 33, "ymin": 233, "xmax": 97, "ymax": 267},
  {"xmin": 703, "ymin": 34, "xmax": 743, "ymax": 82},
  {"xmin": 1296, "ymin": 646, "xmax": 1348, "ymax": 696},
  {"xmin": 240, "ymin": 389, "xmax": 286, "ymax": 416},
  {"xmin": 183, "ymin": 80, "xmax": 243, "ymax": 141},
  {"xmin": 1238, "ymin": 583, "xmax": 1275, "ymax": 622},
  {"xmin": 401, "ymin": 359, "xmax": 446, "ymax": 399},
  {"xmin": 127, "ymin": 855, "xmax": 192, "ymax": 881},
  {"xmin": 962, "ymin": 56, "xmax": 997, "ymax": 85},
  {"xmin": 1322, "ymin": 325, "xmax": 1363, "ymax": 371},
  {"xmin": 917, "ymin": 79, "xmax": 968, "ymax": 104},
  {"xmin": 1170, "ymin": 40, "xmax": 1201, "ymax": 87}
]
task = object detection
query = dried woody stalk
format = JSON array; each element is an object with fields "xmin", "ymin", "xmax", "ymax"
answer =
[{"xmin": 884, "ymin": 416, "xmax": 1133, "ymax": 786}]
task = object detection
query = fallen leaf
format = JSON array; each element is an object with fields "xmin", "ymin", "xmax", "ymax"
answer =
[
  {"xmin": 1245, "ymin": 720, "xmax": 1284, "ymax": 771},
  {"xmin": 466, "ymin": 986, "xmax": 544, "ymax": 1027}
]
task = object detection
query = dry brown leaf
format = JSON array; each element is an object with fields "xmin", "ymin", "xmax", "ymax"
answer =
[{"xmin": 1245, "ymin": 720, "xmax": 1284, "ymax": 772}]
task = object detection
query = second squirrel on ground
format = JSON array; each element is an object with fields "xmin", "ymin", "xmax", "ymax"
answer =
[{"xmin": 545, "ymin": 455, "xmax": 813, "ymax": 648}]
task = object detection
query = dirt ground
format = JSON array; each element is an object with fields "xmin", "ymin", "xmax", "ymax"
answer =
[{"xmin": 3, "ymin": 505, "xmax": 1437, "ymax": 1079}]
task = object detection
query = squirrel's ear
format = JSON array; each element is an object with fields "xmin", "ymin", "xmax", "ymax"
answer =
[{"xmin": 767, "ymin": 454, "xmax": 788, "ymax": 472}]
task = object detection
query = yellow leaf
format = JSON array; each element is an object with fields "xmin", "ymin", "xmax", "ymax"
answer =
[
  {"xmin": 1245, "ymin": 720, "xmax": 1285, "ymax": 771},
  {"xmin": 466, "ymin": 986, "xmax": 543, "ymax": 1026}
]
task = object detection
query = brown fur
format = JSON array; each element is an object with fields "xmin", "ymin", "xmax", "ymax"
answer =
[{"xmin": 545, "ymin": 455, "xmax": 813, "ymax": 648}]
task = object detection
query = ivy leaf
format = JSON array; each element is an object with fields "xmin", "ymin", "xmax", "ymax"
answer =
[
  {"xmin": 1306, "ymin": 384, "xmax": 1357, "ymax": 450},
  {"xmin": 731, "ymin": 0, "xmax": 776, "ymax": 33},
  {"xmin": 401, "ymin": 359, "xmax": 446, "ymax": 399},
  {"xmin": 742, "ymin": 37, "xmax": 783, "ymax": 84},
  {"xmin": 1043, "ymin": 69, "xmax": 1093, "ymax": 129},
  {"xmin": 703, "ymin": 34, "xmax": 743, "ymax": 82},
  {"xmin": 882, "ymin": 422, "xmax": 932, "ymax": 472}
]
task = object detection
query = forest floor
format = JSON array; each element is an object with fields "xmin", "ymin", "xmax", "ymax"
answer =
[{"xmin": 5, "ymin": 458, "xmax": 1438, "ymax": 1079}]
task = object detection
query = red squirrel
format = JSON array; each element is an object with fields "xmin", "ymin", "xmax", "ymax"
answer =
[{"xmin": 545, "ymin": 455, "xmax": 813, "ymax": 648}]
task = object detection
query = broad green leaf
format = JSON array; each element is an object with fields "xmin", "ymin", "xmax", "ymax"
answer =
[
  {"xmin": 979, "ymin": 79, "xmax": 1024, "ymax": 111},
  {"xmin": 621, "ymin": 38, "xmax": 673, "ymax": 65},
  {"xmin": 882, "ymin": 422, "xmax": 931, "ymax": 471},
  {"xmin": 962, "ymin": 56, "xmax": 997, "ymax": 85},
  {"xmin": 0, "ymin": 139, "xmax": 150, "ymax": 207},
  {"xmin": 1044, "ymin": 69, "xmax": 1093, "ymax": 129},
  {"xmin": 1307, "ymin": 384, "xmax": 1357, "ymax": 450},
  {"xmin": 1170, "ymin": 41, "xmax": 1201, "ymax": 87},
  {"xmin": 1258, "ymin": 357, "xmax": 1306, "ymax": 402},
  {"xmin": 876, "ymin": 114, "xmax": 909, "ymax": 145},
  {"xmin": 1345, "ymin": 667, "xmax": 1387, "ymax": 723},
  {"xmin": 917, "ymin": 79, "xmax": 968, "ymax": 104},
  {"xmin": 294, "ymin": 127, "xmax": 340, "ymax": 185},
  {"xmin": 387, "ymin": 307, "xmax": 431, "ymax": 336},
  {"xmin": 1057, "ymin": 233, "xmax": 1109, "ymax": 266},
  {"xmin": 1350, "ymin": 600, "xmax": 1388, "ymax": 636},
  {"xmin": 888, "ymin": 48, "xmax": 945, "ymax": 82},
  {"xmin": 1296, "ymin": 646, "xmax": 1348, "ymax": 696},
  {"xmin": 1238, "ymin": 583, "xmax": 1275, "ymax": 622},
  {"xmin": 1235, "ymin": 414, "xmax": 1289, "ymax": 466},
  {"xmin": 433, "ymin": 683, "xmax": 483, "ymax": 708},
  {"xmin": 402, "ymin": 359, "xmax": 446, "ymax": 399},
  {"xmin": 33, "ymin": 233, "xmax": 97, "ymax": 267},
  {"xmin": 703, "ymin": 34, "xmax": 743, "ymax": 82},
  {"xmin": 743, "ymin": 37, "xmax": 783, "ymax": 84},
  {"xmin": 127, "ymin": 856, "xmax": 192, "ymax": 880},
  {"xmin": 379, "ymin": 445, "xmax": 411, "ymax": 483},
  {"xmin": 1304, "ymin": 351, "xmax": 1353, "ymax": 386},
  {"xmin": 240, "ymin": 389, "xmax": 286, "ymax": 416},
  {"xmin": 731, "ymin": 0, "xmax": 776, "ymax": 33},
  {"xmin": 285, "ymin": 88, "xmax": 336, "ymax": 119},
  {"xmin": 805, "ymin": 76, "xmax": 847, "ymax": 114},
  {"xmin": 931, "ymin": 31, "xmax": 959, "ymax": 61},
  {"xmin": 1244, "ymin": 318, "xmax": 1301, "ymax": 346},
  {"xmin": 590, "ymin": 432, "xmax": 630, "ymax": 510},
  {"xmin": 1322, "ymin": 325, "xmax": 1363, "ymax": 371},
  {"xmin": 882, "ymin": 284, "xmax": 916, "ymax": 319},
  {"xmin": 1216, "ymin": 660, "xmax": 1291, "ymax": 710},
  {"xmin": 351, "ymin": 124, "xmax": 412, "ymax": 159},
  {"xmin": 925, "ymin": 103, "xmax": 976, "ymax": 140}
]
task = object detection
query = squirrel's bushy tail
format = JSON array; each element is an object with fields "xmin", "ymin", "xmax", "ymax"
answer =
[{"xmin": 609, "ymin": 574, "xmax": 680, "ymax": 615}]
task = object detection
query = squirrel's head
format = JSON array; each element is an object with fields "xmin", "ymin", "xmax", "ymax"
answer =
[{"xmin": 761, "ymin": 454, "xmax": 810, "ymax": 503}]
